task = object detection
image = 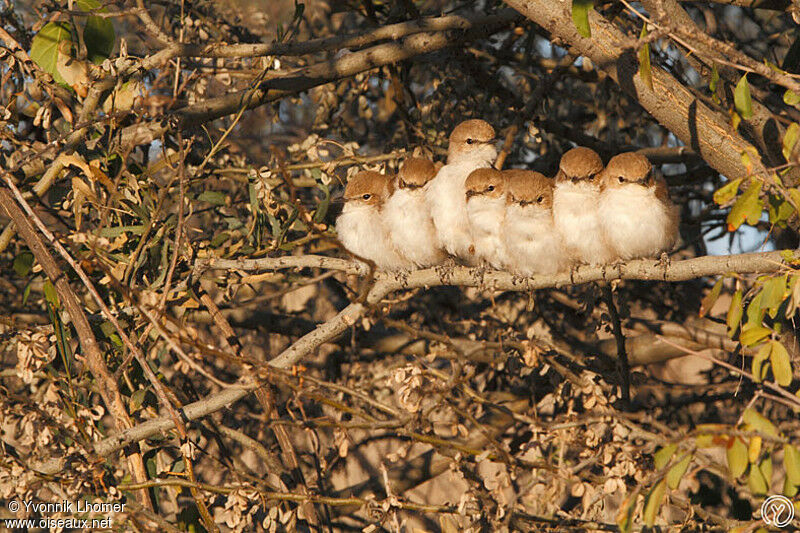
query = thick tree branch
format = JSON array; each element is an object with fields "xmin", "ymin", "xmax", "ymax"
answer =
[{"xmin": 503, "ymin": 0, "xmax": 770, "ymax": 181}]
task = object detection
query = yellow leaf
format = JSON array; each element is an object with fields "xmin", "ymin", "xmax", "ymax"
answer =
[
  {"xmin": 654, "ymin": 444, "xmax": 677, "ymax": 470},
  {"xmin": 749, "ymin": 436, "xmax": 762, "ymax": 463},
  {"xmin": 727, "ymin": 437, "xmax": 748, "ymax": 478},
  {"xmin": 638, "ymin": 25, "xmax": 653, "ymax": 91},
  {"xmin": 643, "ymin": 479, "xmax": 666, "ymax": 528},
  {"xmin": 770, "ymin": 340, "xmax": 793, "ymax": 387},
  {"xmin": 743, "ymin": 407, "xmax": 780, "ymax": 438},
  {"xmin": 785, "ymin": 444, "xmax": 800, "ymax": 486},
  {"xmin": 700, "ymin": 278, "xmax": 724, "ymax": 317}
]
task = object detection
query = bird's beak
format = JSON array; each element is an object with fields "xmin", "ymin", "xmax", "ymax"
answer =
[
  {"xmin": 330, "ymin": 193, "xmax": 345, "ymax": 204},
  {"xmin": 465, "ymin": 190, "xmax": 479, "ymax": 199}
]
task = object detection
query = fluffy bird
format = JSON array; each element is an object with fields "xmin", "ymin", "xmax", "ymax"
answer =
[
  {"xmin": 426, "ymin": 119, "xmax": 497, "ymax": 260},
  {"xmin": 465, "ymin": 168, "xmax": 508, "ymax": 268},
  {"xmin": 336, "ymin": 170, "xmax": 409, "ymax": 270},
  {"xmin": 552, "ymin": 147, "xmax": 614, "ymax": 265},
  {"xmin": 502, "ymin": 170, "xmax": 565, "ymax": 276},
  {"xmin": 384, "ymin": 157, "xmax": 446, "ymax": 268},
  {"xmin": 598, "ymin": 152, "xmax": 679, "ymax": 260}
]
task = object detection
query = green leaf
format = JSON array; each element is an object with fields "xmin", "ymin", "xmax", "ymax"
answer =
[
  {"xmin": 654, "ymin": 444, "xmax": 677, "ymax": 470},
  {"xmin": 43, "ymin": 280, "xmax": 60, "ymax": 308},
  {"xmin": 30, "ymin": 22, "xmax": 73, "ymax": 85},
  {"xmin": 727, "ymin": 290, "xmax": 743, "ymax": 336},
  {"xmin": 743, "ymin": 407, "xmax": 780, "ymax": 438},
  {"xmin": 784, "ymin": 123, "xmax": 800, "ymax": 161},
  {"xmin": 713, "ymin": 178, "xmax": 742, "ymax": 205},
  {"xmin": 638, "ymin": 25, "xmax": 653, "ymax": 91},
  {"xmin": 197, "ymin": 191, "xmax": 227, "ymax": 205},
  {"xmin": 769, "ymin": 340, "xmax": 793, "ymax": 387},
  {"xmin": 572, "ymin": 0, "xmax": 593, "ymax": 38},
  {"xmin": 734, "ymin": 74, "xmax": 753, "ymax": 120},
  {"xmin": 727, "ymin": 180, "xmax": 762, "ymax": 231},
  {"xmin": 785, "ymin": 90, "xmax": 800, "ymax": 107},
  {"xmin": 784, "ymin": 444, "xmax": 800, "ymax": 486},
  {"xmin": 209, "ymin": 231, "xmax": 230, "ymax": 248},
  {"xmin": 667, "ymin": 453, "xmax": 692, "ymax": 490},
  {"xmin": 746, "ymin": 290, "xmax": 766, "ymax": 327},
  {"xmin": 768, "ymin": 196, "xmax": 794, "ymax": 227},
  {"xmin": 710, "ymin": 64, "xmax": 721, "ymax": 104},
  {"xmin": 643, "ymin": 479, "xmax": 666, "ymax": 528},
  {"xmin": 313, "ymin": 182, "xmax": 331, "ymax": 224},
  {"xmin": 699, "ymin": 278, "xmax": 724, "ymax": 317},
  {"xmin": 760, "ymin": 275, "xmax": 788, "ymax": 316},
  {"xmin": 13, "ymin": 251, "xmax": 34, "ymax": 277},
  {"xmin": 130, "ymin": 389, "xmax": 147, "ymax": 412},
  {"xmin": 77, "ymin": 0, "xmax": 115, "ymax": 63},
  {"xmin": 727, "ymin": 437, "xmax": 749, "ymax": 478},
  {"xmin": 740, "ymin": 325, "xmax": 771, "ymax": 347}
]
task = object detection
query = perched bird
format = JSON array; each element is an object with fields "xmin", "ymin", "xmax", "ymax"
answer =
[
  {"xmin": 502, "ymin": 170, "xmax": 566, "ymax": 276},
  {"xmin": 598, "ymin": 152, "xmax": 679, "ymax": 261},
  {"xmin": 552, "ymin": 147, "xmax": 614, "ymax": 265},
  {"xmin": 426, "ymin": 119, "xmax": 497, "ymax": 260},
  {"xmin": 383, "ymin": 157, "xmax": 446, "ymax": 268},
  {"xmin": 465, "ymin": 168, "xmax": 508, "ymax": 268},
  {"xmin": 336, "ymin": 170, "xmax": 409, "ymax": 270}
]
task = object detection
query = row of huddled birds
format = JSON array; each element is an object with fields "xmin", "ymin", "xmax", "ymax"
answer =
[{"xmin": 335, "ymin": 119, "xmax": 679, "ymax": 275}]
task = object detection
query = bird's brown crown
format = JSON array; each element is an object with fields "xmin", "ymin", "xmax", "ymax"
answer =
[
  {"xmin": 465, "ymin": 168, "xmax": 505, "ymax": 199},
  {"xmin": 398, "ymin": 157, "xmax": 437, "ymax": 188},
  {"xmin": 556, "ymin": 147, "xmax": 603, "ymax": 183},
  {"xmin": 448, "ymin": 119, "xmax": 496, "ymax": 158},
  {"xmin": 505, "ymin": 170, "xmax": 554, "ymax": 208},
  {"xmin": 344, "ymin": 170, "xmax": 393, "ymax": 206},
  {"xmin": 602, "ymin": 152, "xmax": 653, "ymax": 187}
]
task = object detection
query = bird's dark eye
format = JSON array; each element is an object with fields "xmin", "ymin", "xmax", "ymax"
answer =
[
  {"xmin": 618, "ymin": 176, "xmax": 625, "ymax": 183},
  {"xmin": 466, "ymin": 138, "xmax": 474, "ymax": 145},
  {"xmin": 487, "ymin": 185, "xmax": 495, "ymax": 192},
  {"xmin": 587, "ymin": 174, "xmax": 595, "ymax": 181},
  {"xmin": 537, "ymin": 196, "xmax": 544, "ymax": 203},
  {"xmin": 362, "ymin": 194, "xmax": 372, "ymax": 200}
]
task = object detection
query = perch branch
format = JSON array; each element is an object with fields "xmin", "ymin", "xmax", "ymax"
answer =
[{"xmin": 31, "ymin": 249, "xmax": 791, "ymax": 475}]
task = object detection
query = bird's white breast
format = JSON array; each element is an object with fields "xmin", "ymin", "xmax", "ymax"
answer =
[
  {"xmin": 503, "ymin": 205, "xmax": 565, "ymax": 275},
  {"xmin": 384, "ymin": 188, "xmax": 444, "ymax": 268},
  {"xmin": 426, "ymin": 158, "xmax": 490, "ymax": 260},
  {"xmin": 599, "ymin": 185, "xmax": 677, "ymax": 260},
  {"xmin": 336, "ymin": 203, "xmax": 409, "ymax": 270},
  {"xmin": 553, "ymin": 181, "xmax": 613, "ymax": 265},
  {"xmin": 466, "ymin": 196, "xmax": 507, "ymax": 268}
]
